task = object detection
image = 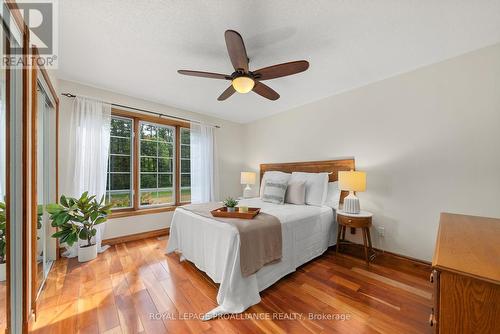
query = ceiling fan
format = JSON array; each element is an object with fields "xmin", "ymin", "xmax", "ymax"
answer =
[{"xmin": 178, "ymin": 30, "xmax": 309, "ymax": 101}]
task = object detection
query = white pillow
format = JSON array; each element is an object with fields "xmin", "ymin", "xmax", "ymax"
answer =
[
  {"xmin": 285, "ymin": 181, "xmax": 306, "ymax": 205},
  {"xmin": 259, "ymin": 171, "xmax": 291, "ymax": 198},
  {"xmin": 289, "ymin": 172, "xmax": 329, "ymax": 206},
  {"xmin": 324, "ymin": 181, "xmax": 341, "ymax": 209},
  {"xmin": 262, "ymin": 180, "xmax": 288, "ymax": 204}
]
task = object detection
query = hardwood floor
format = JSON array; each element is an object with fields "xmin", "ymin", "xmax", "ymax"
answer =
[{"xmin": 31, "ymin": 237, "xmax": 433, "ymax": 334}]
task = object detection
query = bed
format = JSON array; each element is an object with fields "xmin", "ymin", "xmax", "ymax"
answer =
[{"xmin": 166, "ymin": 159, "xmax": 355, "ymax": 319}]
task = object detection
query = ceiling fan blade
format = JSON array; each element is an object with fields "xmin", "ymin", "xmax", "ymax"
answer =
[
  {"xmin": 253, "ymin": 82, "xmax": 280, "ymax": 101},
  {"xmin": 225, "ymin": 30, "xmax": 249, "ymax": 72},
  {"xmin": 178, "ymin": 70, "xmax": 231, "ymax": 80},
  {"xmin": 217, "ymin": 85, "xmax": 236, "ymax": 101},
  {"xmin": 254, "ymin": 60, "xmax": 309, "ymax": 80}
]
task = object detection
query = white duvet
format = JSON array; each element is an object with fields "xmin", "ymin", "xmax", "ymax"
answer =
[{"xmin": 166, "ymin": 198, "xmax": 337, "ymax": 319}]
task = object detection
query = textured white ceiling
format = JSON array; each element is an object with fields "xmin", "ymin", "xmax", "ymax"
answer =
[{"xmin": 58, "ymin": 0, "xmax": 500, "ymax": 123}]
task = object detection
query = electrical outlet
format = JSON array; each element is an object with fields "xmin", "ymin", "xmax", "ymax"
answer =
[{"xmin": 377, "ymin": 226, "xmax": 385, "ymax": 238}]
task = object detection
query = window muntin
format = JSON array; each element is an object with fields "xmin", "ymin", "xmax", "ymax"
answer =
[
  {"xmin": 139, "ymin": 121, "xmax": 175, "ymax": 207},
  {"xmin": 106, "ymin": 116, "xmax": 133, "ymax": 208},
  {"xmin": 180, "ymin": 128, "xmax": 191, "ymax": 202}
]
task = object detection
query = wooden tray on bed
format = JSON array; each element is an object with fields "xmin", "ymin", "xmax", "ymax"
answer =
[{"xmin": 210, "ymin": 207, "xmax": 261, "ymax": 219}]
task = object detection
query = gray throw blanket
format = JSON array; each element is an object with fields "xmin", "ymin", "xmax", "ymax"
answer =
[{"xmin": 181, "ymin": 202, "xmax": 282, "ymax": 277}]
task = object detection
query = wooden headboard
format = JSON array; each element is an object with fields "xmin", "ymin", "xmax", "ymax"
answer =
[{"xmin": 260, "ymin": 158, "xmax": 355, "ymax": 203}]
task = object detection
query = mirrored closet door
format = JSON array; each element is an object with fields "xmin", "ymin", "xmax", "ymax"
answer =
[
  {"xmin": 1, "ymin": 1, "xmax": 26, "ymax": 331},
  {"xmin": 0, "ymin": 37, "xmax": 7, "ymax": 334},
  {"xmin": 33, "ymin": 74, "xmax": 57, "ymax": 302}
]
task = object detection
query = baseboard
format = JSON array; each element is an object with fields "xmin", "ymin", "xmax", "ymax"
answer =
[
  {"xmin": 335, "ymin": 241, "xmax": 431, "ymax": 279},
  {"xmin": 374, "ymin": 247, "xmax": 431, "ymax": 266},
  {"xmin": 102, "ymin": 228, "xmax": 170, "ymax": 246}
]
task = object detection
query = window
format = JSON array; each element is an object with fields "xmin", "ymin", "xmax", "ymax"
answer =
[
  {"xmin": 106, "ymin": 117, "xmax": 133, "ymax": 208},
  {"xmin": 139, "ymin": 122, "xmax": 175, "ymax": 206},
  {"xmin": 105, "ymin": 111, "xmax": 191, "ymax": 214},
  {"xmin": 180, "ymin": 128, "xmax": 191, "ymax": 202}
]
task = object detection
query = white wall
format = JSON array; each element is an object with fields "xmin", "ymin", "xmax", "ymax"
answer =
[
  {"xmin": 243, "ymin": 43, "xmax": 500, "ymax": 261},
  {"xmin": 58, "ymin": 79, "xmax": 245, "ymax": 239}
]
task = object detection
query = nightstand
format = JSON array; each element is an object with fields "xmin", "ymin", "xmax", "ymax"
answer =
[{"xmin": 336, "ymin": 210, "xmax": 375, "ymax": 265}]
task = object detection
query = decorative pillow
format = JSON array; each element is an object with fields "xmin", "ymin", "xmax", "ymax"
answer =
[
  {"xmin": 262, "ymin": 180, "xmax": 288, "ymax": 204},
  {"xmin": 259, "ymin": 171, "xmax": 291, "ymax": 198},
  {"xmin": 285, "ymin": 181, "xmax": 306, "ymax": 205},
  {"xmin": 289, "ymin": 172, "xmax": 329, "ymax": 206},
  {"xmin": 324, "ymin": 181, "xmax": 341, "ymax": 209}
]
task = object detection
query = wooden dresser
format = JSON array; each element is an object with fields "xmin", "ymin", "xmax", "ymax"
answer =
[{"xmin": 431, "ymin": 213, "xmax": 500, "ymax": 333}]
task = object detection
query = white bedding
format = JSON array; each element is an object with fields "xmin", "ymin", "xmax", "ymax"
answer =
[{"xmin": 166, "ymin": 198, "xmax": 337, "ymax": 319}]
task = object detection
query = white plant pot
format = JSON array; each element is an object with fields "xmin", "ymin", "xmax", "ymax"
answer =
[
  {"xmin": 227, "ymin": 207, "xmax": 236, "ymax": 212},
  {"xmin": 78, "ymin": 244, "xmax": 97, "ymax": 262},
  {"xmin": 0, "ymin": 262, "xmax": 5, "ymax": 282}
]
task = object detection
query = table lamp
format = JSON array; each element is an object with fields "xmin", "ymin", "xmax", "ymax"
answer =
[
  {"xmin": 338, "ymin": 170, "xmax": 366, "ymax": 214},
  {"xmin": 241, "ymin": 172, "xmax": 256, "ymax": 198}
]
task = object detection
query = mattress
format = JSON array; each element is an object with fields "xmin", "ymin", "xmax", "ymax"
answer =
[{"xmin": 166, "ymin": 198, "xmax": 337, "ymax": 319}]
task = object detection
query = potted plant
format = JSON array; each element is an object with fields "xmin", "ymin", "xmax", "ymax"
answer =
[
  {"xmin": 223, "ymin": 197, "xmax": 239, "ymax": 212},
  {"xmin": 47, "ymin": 192, "xmax": 112, "ymax": 262},
  {"xmin": 0, "ymin": 202, "xmax": 6, "ymax": 281}
]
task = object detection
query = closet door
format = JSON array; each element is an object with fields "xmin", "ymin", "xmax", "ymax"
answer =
[
  {"xmin": 32, "ymin": 75, "xmax": 57, "ymax": 310},
  {"xmin": 1, "ymin": 2, "xmax": 27, "ymax": 332},
  {"xmin": 35, "ymin": 85, "xmax": 55, "ymax": 295},
  {"xmin": 0, "ymin": 33, "xmax": 7, "ymax": 334}
]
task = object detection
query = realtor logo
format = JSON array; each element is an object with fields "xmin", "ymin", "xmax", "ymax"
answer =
[
  {"xmin": 17, "ymin": 1, "xmax": 54, "ymax": 54},
  {"xmin": 2, "ymin": 0, "xmax": 58, "ymax": 68}
]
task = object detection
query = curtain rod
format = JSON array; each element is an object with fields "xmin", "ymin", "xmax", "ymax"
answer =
[{"xmin": 61, "ymin": 93, "xmax": 221, "ymax": 129}]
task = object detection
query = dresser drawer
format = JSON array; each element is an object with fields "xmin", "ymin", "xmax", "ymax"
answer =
[{"xmin": 337, "ymin": 214, "xmax": 371, "ymax": 228}]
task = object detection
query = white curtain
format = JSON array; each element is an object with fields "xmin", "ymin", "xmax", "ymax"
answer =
[
  {"xmin": 62, "ymin": 97, "xmax": 111, "ymax": 257},
  {"xmin": 190, "ymin": 122, "xmax": 219, "ymax": 203}
]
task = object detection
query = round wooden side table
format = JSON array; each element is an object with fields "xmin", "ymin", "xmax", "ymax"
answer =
[{"xmin": 336, "ymin": 210, "xmax": 375, "ymax": 265}]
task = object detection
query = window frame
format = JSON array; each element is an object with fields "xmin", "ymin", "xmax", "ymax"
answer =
[
  {"xmin": 107, "ymin": 115, "xmax": 134, "ymax": 209},
  {"xmin": 179, "ymin": 127, "xmax": 191, "ymax": 204},
  {"xmin": 138, "ymin": 120, "xmax": 176, "ymax": 208},
  {"xmin": 109, "ymin": 108, "xmax": 191, "ymax": 218}
]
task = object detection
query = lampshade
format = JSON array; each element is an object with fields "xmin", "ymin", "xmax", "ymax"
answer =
[
  {"xmin": 240, "ymin": 172, "xmax": 256, "ymax": 185},
  {"xmin": 338, "ymin": 171, "xmax": 366, "ymax": 192},
  {"xmin": 232, "ymin": 76, "xmax": 255, "ymax": 93}
]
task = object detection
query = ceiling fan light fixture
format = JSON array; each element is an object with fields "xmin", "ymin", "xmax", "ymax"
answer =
[{"xmin": 232, "ymin": 76, "xmax": 255, "ymax": 94}]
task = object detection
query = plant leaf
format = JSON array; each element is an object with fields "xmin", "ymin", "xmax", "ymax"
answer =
[
  {"xmin": 46, "ymin": 203, "xmax": 62, "ymax": 214},
  {"xmin": 52, "ymin": 230, "xmax": 69, "ymax": 238},
  {"xmin": 94, "ymin": 217, "xmax": 107, "ymax": 225},
  {"xmin": 60, "ymin": 195, "xmax": 69, "ymax": 207},
  {"xmin": 79, "ymin": 228, "xmax": 89, "ymax": 240}
]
